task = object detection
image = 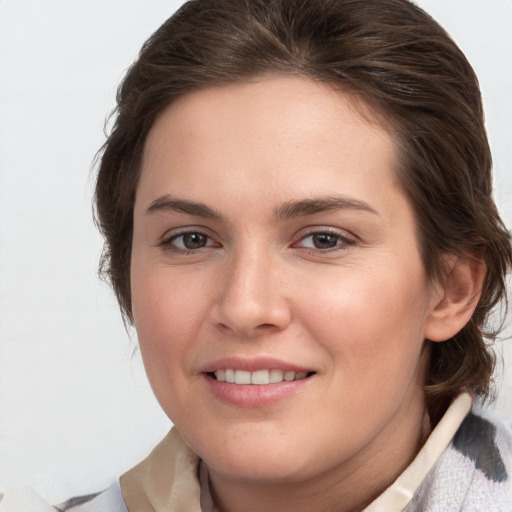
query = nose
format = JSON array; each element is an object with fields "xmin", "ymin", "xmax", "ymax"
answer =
[{"xmin": 210, "ymin": 245, "xmax": 292, "ymax": 338}]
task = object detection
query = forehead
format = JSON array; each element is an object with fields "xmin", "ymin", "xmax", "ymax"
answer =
[
  {"xmin": 145, "ymin": 76, "xmax": 390, "ymax": 149},
  {"xmin": 137, "ymin": 75, "xmax": 403, "ymax": 224}
]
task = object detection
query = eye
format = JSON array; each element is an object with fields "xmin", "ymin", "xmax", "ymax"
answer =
[
  {"xmin": 160, "ymin": 230, "xmax": 218, "ymax": 253},
  {"xmin": 294, "ymin": 229, "xmax": 355, "ymax": 251}
]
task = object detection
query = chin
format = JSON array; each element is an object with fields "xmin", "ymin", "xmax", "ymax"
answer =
[
  {"xmin": 207, "ymin": 452, "xmax": 312, "ymax": 484},
  {"xmin": 191, "ymin": 427, "xmax": 326, "ymax": 484}
]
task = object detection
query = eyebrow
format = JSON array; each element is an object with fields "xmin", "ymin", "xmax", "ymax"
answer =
[
  {"xmin": 274, "ymin": 196, "xmax": 379, "ymax": 219},
  {"xmin": 147, "ymin": 196, "xmax": 223, "ymax": 219},
  {"xmin": 146, "ymin": 194, "xmax": 378, "ymax": 220}
]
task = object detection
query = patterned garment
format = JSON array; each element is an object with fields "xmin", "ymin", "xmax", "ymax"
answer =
[
  {"xmin": 404, "ymin": 413, "xmax": 511, "ymax": 511},
  {"xmin": 54, "ymin": 494, "xmax": 104, "ymax": 512},
  {"xmin": 50, "ymin": 400, "xmax": 512, "ymax": 511},
  {"xmin": 52, "ymin": 485, "xmax": 127, "ymax": 512}
]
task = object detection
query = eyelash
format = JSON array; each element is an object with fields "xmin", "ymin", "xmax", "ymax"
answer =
[{"xmin": 159, "ymin": 228, "xmax": 356, "ymax": 255}]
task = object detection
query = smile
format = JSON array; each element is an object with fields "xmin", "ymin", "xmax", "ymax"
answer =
[
  {"xmin": 213, "ymin": 369, "xmax": 310, "ymax": 385},
  {"xmin": 202, "ymin": 358, "xmax": 316, "ymax": 406}
]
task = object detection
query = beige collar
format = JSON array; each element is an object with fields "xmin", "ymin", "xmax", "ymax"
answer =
[
  {"xmin": 120, "ymin": 393, "xmax": 472, "ymax": 512},
  {"xmin": 120, "ymin": 428, "xmax": 201, "ymax": 512}
]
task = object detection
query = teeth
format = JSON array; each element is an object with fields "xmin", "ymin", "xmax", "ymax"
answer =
[
  {"xmin": 284, "ymin": 371, "xmax": 295, "ymax": 381},
  {"xmin": 213, "ymin": 369, "xmax": 310, "ymax": 385},
  {"xmin": 251, "ymin": 369, "xmax": 270, "ymax": 385},
  {"xmin": 234, "ymin": 370, "xmax": 251, "ymax": 385},
  {"xmin": 269, "ymin": 369, "xmax": 284, "ymax": 383}
]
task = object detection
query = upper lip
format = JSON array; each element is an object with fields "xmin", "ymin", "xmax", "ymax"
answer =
[{"xmin": 200, "ymin": 356, "xmax": 314, "ymax": 374}]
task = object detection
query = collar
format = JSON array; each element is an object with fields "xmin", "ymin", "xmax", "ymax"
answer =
[{"xmin": 120, "ymin": 428, "xmax": 201, "ymax": 512}]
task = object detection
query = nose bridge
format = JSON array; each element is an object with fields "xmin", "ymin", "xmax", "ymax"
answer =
[{"xmin": 214, "ymin": 238, "xmax": 290, "ymax": 335}]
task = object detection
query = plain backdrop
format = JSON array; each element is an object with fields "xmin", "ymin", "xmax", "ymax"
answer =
[{"xmin": 1, "ymin": 0, "xmax": 511, "ymax": 505}]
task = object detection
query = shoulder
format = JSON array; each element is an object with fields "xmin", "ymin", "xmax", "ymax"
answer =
[{"xmin": 53, "ymin": 481, "xmax": 127, "ymax": 512}]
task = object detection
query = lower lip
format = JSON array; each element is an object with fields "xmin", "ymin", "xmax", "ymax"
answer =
[{"xmin": 203, "ymin": 374, "xmax": 312, "ymax": 407}]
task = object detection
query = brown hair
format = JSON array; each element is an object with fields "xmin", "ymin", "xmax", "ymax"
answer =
[{"xmin": 94, "ymin": 0, "xmax": 511, "ymax": 407}]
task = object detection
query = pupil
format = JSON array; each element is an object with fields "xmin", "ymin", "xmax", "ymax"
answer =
[
  {"xmin": 313, "ymin": 233, "xmax": 337, "ymax": 249},
  {"xmin": 184, "ymin": 233, "xmax": 206, "ymax": 249}
]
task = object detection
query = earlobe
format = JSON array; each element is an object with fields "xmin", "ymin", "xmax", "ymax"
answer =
[{"xmin": 424, "ymin": 255, "xmax": 486, "ymax": 342}]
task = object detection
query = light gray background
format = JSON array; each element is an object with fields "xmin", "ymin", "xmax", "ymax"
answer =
[{"xmin": 1, "ymin": 0, "xmax": 511, "ymax": 505}]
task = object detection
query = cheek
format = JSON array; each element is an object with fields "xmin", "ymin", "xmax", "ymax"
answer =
[
  {"xmin": 132, "ymin": 258, "xmax": 206, "ymax": 339},
  {"xmin": 130, "ymin": 261, "xmax": 207, "ymax": 407},
  {"xmin": 296, "ymin": 262, "xmax": 431, "ymax": 378}
]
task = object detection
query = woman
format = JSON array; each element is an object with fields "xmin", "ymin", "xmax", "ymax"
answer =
[{"xmin": 59, "ymin": 0, "xmax": 512, "ymax": 510}]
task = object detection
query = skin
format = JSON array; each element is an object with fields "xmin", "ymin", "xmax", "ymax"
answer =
[{"xmin": 130, "ymin": 76, "xmax": 475, "ymax": 512}]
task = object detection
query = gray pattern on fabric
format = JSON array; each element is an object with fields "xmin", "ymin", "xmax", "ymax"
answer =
[
  {"xmin": 453, "ymin": 412, "xmax": 508, "ymax": 483},
  {"xmin": 54, "ymin": 492, "xmax": 105, "ymax": 511},
  {"xmin": 405, "ymin": 411, "xmax": 512, "ymax": 511},
  {"xmin": 51, "ymin": 482, "xmax": 128, "ymax": 512}
]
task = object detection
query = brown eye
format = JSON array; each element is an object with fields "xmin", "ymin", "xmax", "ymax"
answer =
[
  {"xmin": 311, "ymin": 233, "xmax": 339, "ymax": 249},
  {"xmin": 180, "ymin": 233, "xmax": 208, "ymax": 249}
]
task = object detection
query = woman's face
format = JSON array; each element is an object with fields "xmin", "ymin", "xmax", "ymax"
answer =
[{"xmin": 131, "ymin": 76, "xmax": 440, "ymax": 485}]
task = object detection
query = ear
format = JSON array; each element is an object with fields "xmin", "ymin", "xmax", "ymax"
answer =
[{"xmin": 424, "ymin": 255, "xmax": 486, "ymax": 342}]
